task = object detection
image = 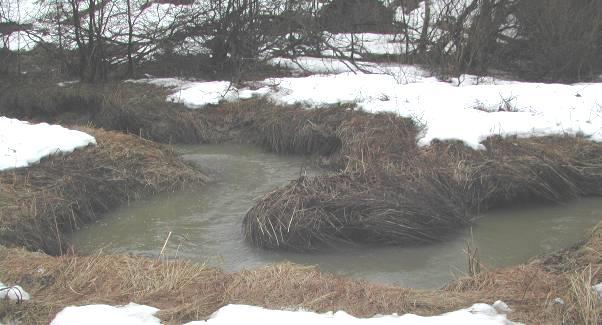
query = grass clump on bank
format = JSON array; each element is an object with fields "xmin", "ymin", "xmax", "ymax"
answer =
[
  {"xmin": 0, "ymin": 127, "xmax": 207, "ymax": 255},
  {"xmin": 242, "ymin": 108, "xmax": 602, "ymax": 250},
  {"xmin": 0, "ymin": 80, "xmax": 216, "ymax": 144}
]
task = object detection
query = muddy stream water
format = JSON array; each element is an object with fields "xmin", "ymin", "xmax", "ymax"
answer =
[{"xmin": 70, "ymin": 144, "xmax": 602, "ymax": 288}]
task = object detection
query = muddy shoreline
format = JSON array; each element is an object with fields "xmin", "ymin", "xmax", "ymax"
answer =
[{"xmin": 1, "ymin": 81, "xmax": 601, "ymax": 323}]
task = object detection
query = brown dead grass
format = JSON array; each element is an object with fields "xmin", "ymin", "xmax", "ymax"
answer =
[
  {"xmin": 244, "ymin": 121, "xmax": 602, "ymax": 250},
  {"xmin": 0, "ymin": 247, "xmax": 228, "ymax": 324},
  {"xmin": 0, "ymin": 81, "xmax": 218, "ymax": 144},
  {"xmin": 0, "ymin": 127, "xmax": 207, "ymax": 255},
  {"xmin": 1, "ymin": 220, "xmax": 601, "ymax": 324}
]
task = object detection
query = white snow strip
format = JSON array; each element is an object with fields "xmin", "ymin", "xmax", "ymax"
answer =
[
  {"xmin": 0, "ymin": 117, "xmax": 96, "ymax": 171},
  {"xmin": 138, "ymin": 61, "xmax": 602, "ymax": 149},
  {"xmin": 51, "ymin": 303, "xmax": 161, "ymax": 325},
  {"xmin": 165, "ymin": 81, "xmax": 270, "ymax": 108},
  {"xmin": 50, "ymin": 302, "xmax": 516, "ymax": 325},
  {"xmin": 184, "ymin": 303, "xmax": 516, "ymax": 325},
  {"xmin": 0, "ymin": 282, "xmax": 31, "ymax": 301}
]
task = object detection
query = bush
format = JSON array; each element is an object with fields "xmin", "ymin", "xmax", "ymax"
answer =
[
  {"xmin": 319, "ymin": 0, "xmax": 396, "ymax": 33},
  {"xmin": 511, "ymin": 0, "xmax": 602, "ymax": 81}
]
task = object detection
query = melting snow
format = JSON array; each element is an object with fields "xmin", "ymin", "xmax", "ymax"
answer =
[
  {"xmin": 51, "ymin": 303, "xmax": 161, "ymax": 325},
  {"xmin": 51, "ymin": 302, "xmax": 516, "ymax": 325},
  {"xmin": 138, "ymin": 59, "xmax": 602, "ymax": 150},
  {"xmin": 0, "ymin": 117, "xmax": 96, "ymax": 171}
]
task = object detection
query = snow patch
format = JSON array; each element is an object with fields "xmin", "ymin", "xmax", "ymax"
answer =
[
  {"xmin": 0, "ymin": 282, "xmax": 30, "ymax": 301},
  {"xmin": 51, "ymin": 303, "xmax": 161, "ymax": 325},
  {"xmin": 184, "ymin": 303, "xmax": 516, "ymax": 325},
  {"xmin": 0, "ymin": 117, "xmax": 96, "ymax": 171},
  {"xmin": 165, "ymin": 81, "xmax": 270, "ymax": 108},
  {"xmin": 50, "ymin": 302, "xmax": 516, "ymax": 325}
]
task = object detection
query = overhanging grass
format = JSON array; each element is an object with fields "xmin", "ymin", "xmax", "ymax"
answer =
[
  {"xmin": 243, "ymin": 115, "xmax": 602, "ymax": 250},
  {"xmin": 0, "ymin": 127, "xmax": 207, "ymax": 255}
]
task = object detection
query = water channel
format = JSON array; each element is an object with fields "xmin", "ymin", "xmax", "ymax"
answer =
[{"xmin": 70, "ymin": 144, "xmax": 602, "ymax": 288}]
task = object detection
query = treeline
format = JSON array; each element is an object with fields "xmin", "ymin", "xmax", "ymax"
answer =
[
  {"xmin": 0, "ymin": 0, "xmax": 600, "ymax": 82},
  {"xmin": 404, "ymin": 0, "xmax": 602, "ymax": 82}
]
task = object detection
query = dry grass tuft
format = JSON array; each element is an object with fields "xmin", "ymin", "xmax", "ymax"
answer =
[
  {"xmin": 244, "ymin": 132, "xmax": 602, "ymax": 250},
  {"xmin": 565, "ymin": 266, "xmax": 601, "ymax": 324},
  {"xmin": 0, "ymin": 81, "xmax": 211, "ymax": 144},
  {"xmin": 225, "ymin": 262, "xmax": 449, "ymax": 317},
  {"xmin": 243, "ymin": 171, "xmax": 469, "ymax": 250},
  {"xmin": 0, "ymin": 246, "xmax": 229, "ymax": 324}
]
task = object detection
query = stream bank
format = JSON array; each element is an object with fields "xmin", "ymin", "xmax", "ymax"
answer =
[
  {"xmin": 1, "ymin": 221, "xmax": 601, "ymax": 324},
  {"xmin": 0, "ymin": 127, "xmax": 206, "ymax": 255},
  {"xmin": 0, "ymin": 82, "xmax": 601, "ymax": 323}
]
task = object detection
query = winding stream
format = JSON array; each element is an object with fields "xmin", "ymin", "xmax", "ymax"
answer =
[{"xmin": 70, "ymin": 144, "xmax": 602, "ymax": 288}]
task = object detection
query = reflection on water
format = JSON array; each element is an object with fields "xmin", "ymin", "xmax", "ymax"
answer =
[{"xmin": 70, "ymin": 144, "xmax": 602, "ymax": 288}]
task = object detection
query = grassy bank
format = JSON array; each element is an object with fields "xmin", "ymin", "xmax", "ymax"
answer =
[
  {"xmin": 1, "ymin": 221, "xmax": 600, "ymax": 324},
  {"xmin": 243, "ymin": 125, "xmax": 602, "ymax": 250},
  {"xmin": 0, "ymin": 127, "xmax": 207, "ymax": 255},
  {"xmin": 0, "ymin": 80, "xmax": 216, "ymax": 144}
]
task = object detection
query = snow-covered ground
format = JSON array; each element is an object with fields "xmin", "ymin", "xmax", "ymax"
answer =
[
  {"xmin": 137, "ymin": 58, "xmax": 602, "ymax": 149},
  {"xmin": 51, "ymin": 302, "xmax": 516, "ymax": 325},
  {"xmin": 51, "ymin": 303, "xmax": 161, "ymax": 325},
  {"xmin": 0, "ymin": 117, "xmax": 96, "ymax": 171}
]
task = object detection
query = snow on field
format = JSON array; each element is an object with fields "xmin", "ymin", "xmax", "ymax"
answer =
[
  {"xmin": 0, "ymin": 281, "xmax": 30, "ymax": 301},
  {"xmin": 51, "ymin": 303, "xmax": 161, "ymax": 325},
  {"xmin": 167, "ymin": 81, "xmax": 271, "ymax": 108},
  {"xmin": 139, "ymin": 59, "xmax": 602, "ymax": 149},
  {"xmin": 51, "ymin": 302, "xmax": 516, "ymax": 325},
  {"xmin": 0, "ymin": 117, "xmax": 96, "ymax": 171},
  {"xmin": 186, "ymin": 304, "xmax": 516, "ymax": 325}
]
